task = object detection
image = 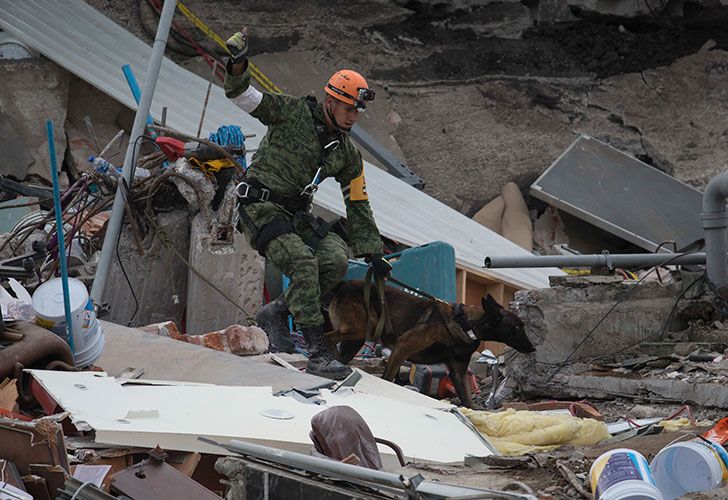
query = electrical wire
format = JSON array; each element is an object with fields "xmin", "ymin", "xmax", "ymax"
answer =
[
  {"xmin": 588, "ymin": 272, "xmax": 706, "ymax": 362},
  {"xmin": 116, "ymin": 178, "xmax": 140, "ymax": 325}
]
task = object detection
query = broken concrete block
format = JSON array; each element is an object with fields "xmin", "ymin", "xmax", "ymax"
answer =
[
  {"xmin": 510, "ymin": 280, "xmax": 680, "ymax": 392},
  {"xmin": 178, "ymin": 325, "xmax": 268, "ymax": 356},
  {"xmin": 139, "ymin": 321, "xmax": 181, "ymax": 339},
  {"xmin": 224, "ymin": 325, "xmax": 269, "ymax": 356},
  {"xmin": 80, "ymin": 212, "xmax": 110, "ymax": 241}
]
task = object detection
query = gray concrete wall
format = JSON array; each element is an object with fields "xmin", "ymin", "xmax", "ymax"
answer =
[
  {"xmin": 185, "ymin": 186, "xmax": 264, "ymax": 335},
  {"xmin": 101, "ymin": 210, "xmax": 190, "ymax": 328}
]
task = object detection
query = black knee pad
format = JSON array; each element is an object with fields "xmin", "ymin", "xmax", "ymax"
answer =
[{"xmin": 256, "ymin": 217, "xmax": 295, "ymax": 257}]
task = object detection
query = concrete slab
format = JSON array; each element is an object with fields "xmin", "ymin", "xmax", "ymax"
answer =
[
  {"xmin": 96, "ymin": 320, "xmax": 328, "ymax": 391},
  {"xmin": 185, "ymin": 187, "xmax": 264, "ymax": 335},
  {"xmin": 548, "ymin": 374, "xmax": 728, "ymax": 408},
  {"xmin": 101, "ymin": 210, "xmax": 189, "ymax": 328}
]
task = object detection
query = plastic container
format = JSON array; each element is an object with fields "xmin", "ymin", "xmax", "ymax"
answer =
[
  {"xmin": 346, "ymin": 241, "xmax": 456, "ymax": 302},
  {"xmin": 650, "ymin": 438, "xmax": 728, "ymax": 500},
  {"xmin": 32, "ymin": 277, "xmax": 105, "ymax": 367},
  {"xmin": 590, "ymin": 448, "xmax": 663, "ymax": 500},
  {"xmin": 88, "ymin": 156, "xmax": 121, "ymax": 176}
]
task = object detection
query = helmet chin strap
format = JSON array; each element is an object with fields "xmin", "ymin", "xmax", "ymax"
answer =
[{"xmin": 325, "ymin": 101, "xmax": 351, "ymax": 134}]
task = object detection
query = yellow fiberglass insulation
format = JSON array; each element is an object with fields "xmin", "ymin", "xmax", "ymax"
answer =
[{"xmin": 460, "ymin": 408, "xmax": 610, "ymax": 456}]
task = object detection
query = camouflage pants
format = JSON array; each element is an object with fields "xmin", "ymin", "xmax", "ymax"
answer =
[
  {"xmin": 264, "ymin": 231, "xmax": 349, "ymax": 327},
  {"xmin": 237, "ymin": 201, "xmax": 350, "ymax": 327}
]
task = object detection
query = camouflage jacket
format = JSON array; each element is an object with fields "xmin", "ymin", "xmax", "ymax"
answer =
[{"xmin": 224, "ymin": 62, "xmax": 383, "ymax": 257}]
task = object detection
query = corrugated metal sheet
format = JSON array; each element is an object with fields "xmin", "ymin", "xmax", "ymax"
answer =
[{"xmin": 0, "ymin": 0, "xmax": 561, "ymax": 289}]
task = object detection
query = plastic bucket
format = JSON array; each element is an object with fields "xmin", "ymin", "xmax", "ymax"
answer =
[
  {"xmin": 650, "ymin": 438, "xmax": 728, "ymax": 500},
  {"xmin": 590, "ymin": 448, "xmax": 663, "ymax": 500},
  {"xmin": 32, "ymin": 277, "xmax": 105, "ymax": 367}
]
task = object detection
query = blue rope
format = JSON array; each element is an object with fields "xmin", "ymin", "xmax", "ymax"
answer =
[{"xmin": 208, "ymin": 125, "xmax": 247, "ymax": 171}]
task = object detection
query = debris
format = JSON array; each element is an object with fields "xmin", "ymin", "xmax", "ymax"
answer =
[
  {"xmin": 703, "ymin": 416, "xmax": 728, "ymax": 445},
  {"xmin": 71, "ymin": 464, "xmax": 111, "ymax": 488},
  {"xmin": 0, "ymin": 459, "xmax": 25, "ymax": 492},
  {"xmin": 502, "ymin": 400, "xmax": 604, "ymax": 421},
  {"xmin": 0, "ymin": 417, "xmax": 69, "ymax": 476},
  {"xmin": 27, "ymin": 464, "xmax": 66, "ymax": 499},
  {"xmin": 555, "ymin": 459, "xmax": 590, "ymax": 499},
  {"xmin": 464, "ymin": 454, "xmax": 537, "ymax": 469},
  {"xmin": 177, "ymin": 324, "xmax": 269, "ymax": 356},
  {"xmin": 460, "ymin": 408, "xmax": 610, "ymax": 456},
  {"xmin": 139, "ymin": 320, "xmax": 181, "ymax": 339},
  {"xmin": 0, "ymin": 278, "xmax": 32, "ymax": 322},
  {"xmin": 110, "ymin": 459, "xmax": 220, "ymax": 500},
  {"xmin": 589, "ymin": 448, "xmax": 661, "ymax": 500},
  {"xmin": 309, "ymin": 406, "xmax": 385, "ymax": 470},
  {"xmin": 55, "ymin": 476, "xmax": 116, "ymax": 500},
  {"xmin": 0, "ymin": 378, "xmax": 18, "ymax": 413}
]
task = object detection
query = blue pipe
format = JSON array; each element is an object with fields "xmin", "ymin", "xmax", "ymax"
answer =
[
  {"xmin": 46, "ymin": 120, "xmax": 75, "ymax": 354},
  {"xmin": 122, "ymin": 64, "xmax": 156, "ymax": 137}
]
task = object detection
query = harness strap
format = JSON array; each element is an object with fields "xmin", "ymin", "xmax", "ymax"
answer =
[
  {"xmin": 363, "ymin": 268, "xmax": 394, "ymax": 342},
  {"xmin": 237, "ymin": 178, "xmax": 312, "ymax": 213}
]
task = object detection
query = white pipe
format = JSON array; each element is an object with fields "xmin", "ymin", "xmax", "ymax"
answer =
[{"xmin": 90, "ymin": 0, "xmax": 177, "ymax": 306}]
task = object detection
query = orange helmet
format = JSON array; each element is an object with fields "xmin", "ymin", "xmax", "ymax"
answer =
[{"xmin": 324, "ymin": 69, "xmax": 375, "ymax": 111}]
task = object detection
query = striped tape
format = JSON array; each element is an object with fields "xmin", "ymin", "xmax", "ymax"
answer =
[{"xmin": 176, "ymin": 2, "xmax": 283, "ymax": 94}]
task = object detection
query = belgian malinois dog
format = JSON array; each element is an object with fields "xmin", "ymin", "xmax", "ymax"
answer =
[{"xmin": 325, "ymin": 280, "xmax": 536, "ymax": 408}]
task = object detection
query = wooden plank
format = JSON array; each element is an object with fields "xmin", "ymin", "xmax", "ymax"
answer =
[{"xmin": 455, "ymin": 269, "xmax": 467, "ymax": 304}]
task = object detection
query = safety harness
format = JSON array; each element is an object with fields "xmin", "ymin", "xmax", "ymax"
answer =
[{"xmin": 235, "ymin": 97, "xmax": 342, "ymax": 256}]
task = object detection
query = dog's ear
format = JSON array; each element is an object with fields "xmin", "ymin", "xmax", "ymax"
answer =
[{"xmin": 481, "ymin": 294, "xmax": 502, "ymax": 314}]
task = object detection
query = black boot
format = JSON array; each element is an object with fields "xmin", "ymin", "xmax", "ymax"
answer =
[
  {"xmin": 255, "ymin": 295, "xmax": 296, "ymax": 353},
  {"xmin": 301, "ymin": 325, "xmax": 352, "ymax": 380}
]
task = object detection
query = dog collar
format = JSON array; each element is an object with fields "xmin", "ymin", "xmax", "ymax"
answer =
[{"xmin": 452, "ymin": 303, "xmax": 477, "ymax": 341}]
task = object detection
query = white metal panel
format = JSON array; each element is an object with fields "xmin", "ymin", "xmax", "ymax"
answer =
[
  {"xmin": 0, "ymin": 0, "xmax": 562, "ymax": 289},
  {"xmin": 27, "ymin": 370, "xmax": 494, "ymax": 465}
]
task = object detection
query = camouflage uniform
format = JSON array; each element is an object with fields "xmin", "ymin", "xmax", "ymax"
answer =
[{"xmin": 225, "ymin": 63, "xmax": 383, "ymax": 328}]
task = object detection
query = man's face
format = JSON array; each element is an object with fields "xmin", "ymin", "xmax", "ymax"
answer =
[{"xmin": 325, "ymin": 96, "xmax": 360, "ymax": 131}]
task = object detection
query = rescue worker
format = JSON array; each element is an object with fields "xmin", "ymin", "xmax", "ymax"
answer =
[{"xmin": 224, "ymin": 28, "xmax": 392, "ymax": 380}]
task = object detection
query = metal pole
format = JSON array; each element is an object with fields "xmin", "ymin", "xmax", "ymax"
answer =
[
  {"xmin": 90, "ymin": 0, "xmax": 177, "ymax": 306},
  {"xmin": 484, "ymin": 252, "xmax": 706, "ymax": 269},
  {"xmin": 702, "ymin": 172, "xmax": 728, "ymax": 288},
  {"xmin": 46, "ymin": 120, "xmax": 75, "ymax": 354}
]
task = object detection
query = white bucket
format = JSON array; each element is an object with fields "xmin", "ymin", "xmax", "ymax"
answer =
[
  {"xmin": 590, "ymin": 448, "xmax": 663, "ymax": 500},
  {"xmin": 32, "ymin": 277, "xmax": 105, "ymax": 367},
  {"xmin": 650, "ymin": 438, "xmax": 728, "ymax": 500}
]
